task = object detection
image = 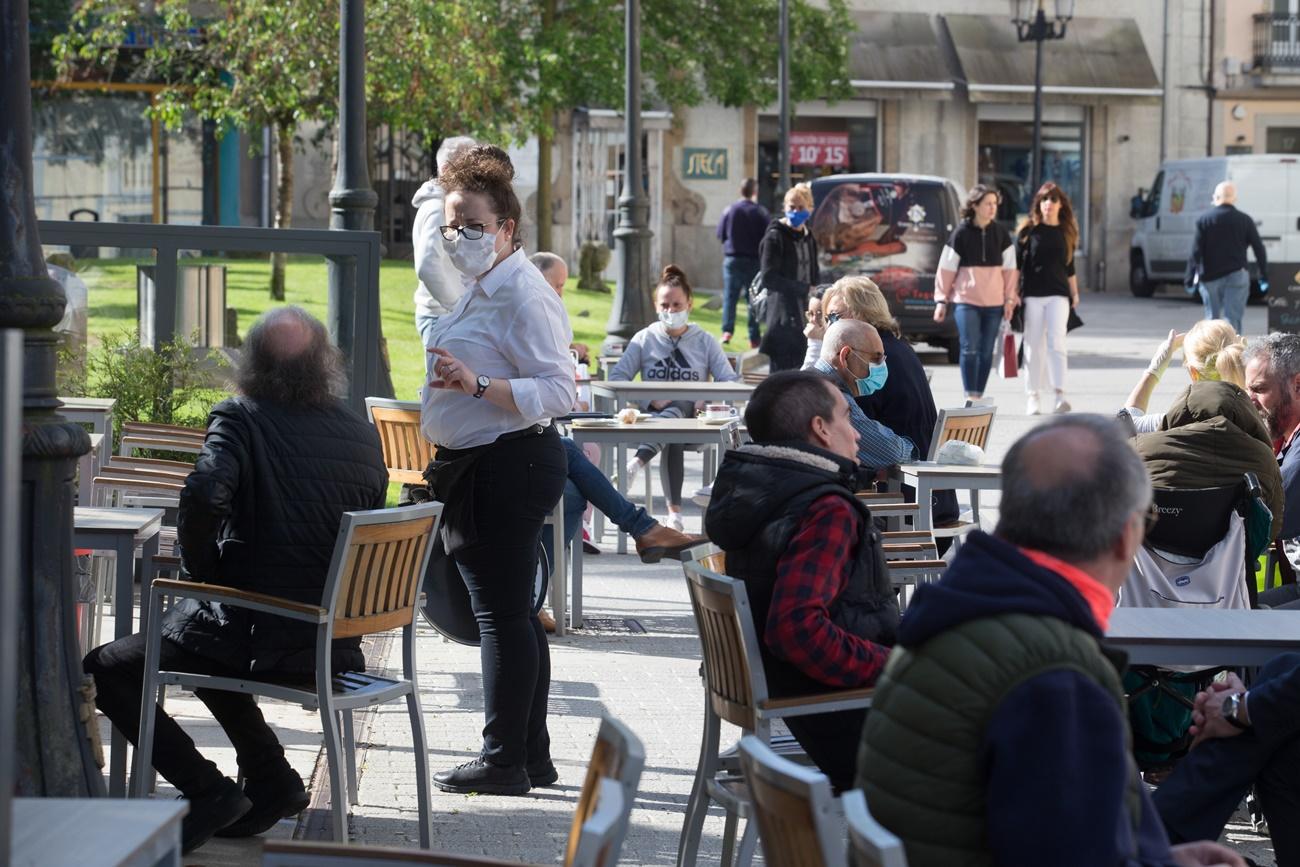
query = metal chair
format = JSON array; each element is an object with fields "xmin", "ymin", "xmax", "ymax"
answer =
[
  {"xmin": 738, "ymin": 736, "xmax": 846, "ymax": 867},
  {"xmin": 677, "ymin": 556, "xmax": 873, "ymax": 867},
  {"xmin": 131, "ymin": 503, "xmax": 442, "ymax": 846},
  {"xmin": 843, "ymin": 789, "xmax": 907, "ymax": 867},
  {"xmin": 261, "ymin": 712, "xmax": 643, "ymax": 867}
]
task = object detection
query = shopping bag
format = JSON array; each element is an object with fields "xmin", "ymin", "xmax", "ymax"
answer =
[{"xmin": 999, "ymin": 321, "xmax": 1018, "ymax": 378}]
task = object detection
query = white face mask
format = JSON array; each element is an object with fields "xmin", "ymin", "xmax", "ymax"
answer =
[
  {"xmin": 442, "ymin": 228, "xmax": 502, "ymax": 277},
  {"xmin": 659, "ymin": 309, "xmax": 689, "ymax": 330}
]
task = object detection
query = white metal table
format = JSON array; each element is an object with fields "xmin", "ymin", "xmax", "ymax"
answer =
[
  {"xmin": 74, "ymin": 506, "xmax": 164, "ymax": 796},
  {"xmin": 892, "ymin": 462, "xmax": 1003, "ymax": 532},
  {"xmin": 12, "ymin": 797, "xmax": 185, "ymax": 866},
  {"xmin": 589, "ymin": 380, "xmax": 754, "ymax": 414},
  {"xmin": 567, "ymin": 418, "xmax": 740, "ymax": 626},
  {"xmin": 1106, "ymin": 608, "xmax": 1300, "ymax": 668}
]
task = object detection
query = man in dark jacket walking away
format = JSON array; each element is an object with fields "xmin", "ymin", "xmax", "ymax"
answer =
[
  {"xmin": 716, "ymin": 177, "xmax": 769, "ymax": 348},
  {"xmin": 83, "ymin": 307, "xmax": 389, "ymax": 853},
  {"xmin": 1185, "ymin": 181, "xmax": 1267, "ymax": 333},
  {"xmin": 857, "ymin": 415, "xmax": 1245, "ymax": 867},
  {"xmin": 705, "ymin": 370, "xmax": 898, "ymax": 791}
]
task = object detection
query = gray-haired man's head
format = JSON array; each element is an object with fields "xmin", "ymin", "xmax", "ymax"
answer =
[
  {"xmin": 529, "ymin": 251, "xmax": 568, "ymax": 296},
  {"xmin": 1244, "ymin": 332, "xmax": 1300, "ymax": 439},
  {"xmin": 436, "ymin": 136, "xmax": 477, "ymax": 174},
  {"xmin": 820, "ymin": 319, "xmax": 884, "ymax": 395},
  {"xmin": 236, "ymin": 306, "xmax": 345, "ymax": 407},
  {"xmin": 995, "ymin": 415, "xmax": 1151, "ymax": 584}
]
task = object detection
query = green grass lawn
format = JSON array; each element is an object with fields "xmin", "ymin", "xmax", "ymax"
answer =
[{"xmin": 77, "ymin": 255, "xmax": 747, "ymax": 401}]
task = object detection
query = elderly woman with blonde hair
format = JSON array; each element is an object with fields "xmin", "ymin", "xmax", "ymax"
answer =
[{"xmin": 1120, "ymin": 318, "xmax": 1249, "ymax": 435}]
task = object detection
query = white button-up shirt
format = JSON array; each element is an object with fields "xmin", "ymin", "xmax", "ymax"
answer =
[{"xmin": 421, "ymin": 249, "xmax": 575, "ymax": 449}]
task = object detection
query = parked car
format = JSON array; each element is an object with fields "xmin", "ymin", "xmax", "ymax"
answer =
[
  {"xmin": 1129, "ymin": 154, "xmax": 1287, "ymax": 301},
  {"xmin": 810, "ymin": 173, "xmax": 963, "ymax": 362}
]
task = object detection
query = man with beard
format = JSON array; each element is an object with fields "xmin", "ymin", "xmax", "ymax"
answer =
[{"xmin": 1245, "ymin": 333, "xmax": 1300, "ymax": 606}]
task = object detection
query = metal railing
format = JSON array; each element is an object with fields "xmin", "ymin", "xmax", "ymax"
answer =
[
  {"xmin": 37, "ymin": 221, "xmax": 387, "ymax": 414},
  {"xmin": 1254, "ymin": 13, "xmax": 1300, "ymax": 72}
]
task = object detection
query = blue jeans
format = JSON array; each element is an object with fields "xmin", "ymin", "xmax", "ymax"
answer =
[
  {"xmin": 541, "ymin": 437, "xmax": 656, "ymax": 565},
  {"xmin": 721, "ymin": 255, "xmax": 761, "ymax": 344},
  {"xmin": 953, "ymin": 303, "xmax": 1004, "ymax": 396},
  {"xmin": 1197, "ymin": 268, "xmax": 1249, "ymax": 334}
]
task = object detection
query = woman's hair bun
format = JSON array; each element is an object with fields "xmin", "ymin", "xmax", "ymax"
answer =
[
  {"xmin": 661, "ymin": 264, "xmax": 686, "ymax": 282},
  {"xmin": 440, "ymin": 144, "xmax": 515, "ymax": 192}
]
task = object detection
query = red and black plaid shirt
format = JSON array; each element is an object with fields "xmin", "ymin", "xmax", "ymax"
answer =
[{"xmin": 766, "ymin": 494, "xmax": 890, "ymax": 689}]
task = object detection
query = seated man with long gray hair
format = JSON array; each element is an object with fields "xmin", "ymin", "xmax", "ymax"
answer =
[{"xmin": 83, "ymin": 307, "xmax": 389, "ymax": 854}]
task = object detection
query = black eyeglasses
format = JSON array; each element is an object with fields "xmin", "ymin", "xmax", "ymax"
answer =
[{"xmin": 439, "ymin": 219, "xmax": 505, "ymax": 241}]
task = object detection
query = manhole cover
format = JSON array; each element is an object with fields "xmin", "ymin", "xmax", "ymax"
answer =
[{"xmin": 579, "ymin": 618, "xmax": 646, "ymax": 634}]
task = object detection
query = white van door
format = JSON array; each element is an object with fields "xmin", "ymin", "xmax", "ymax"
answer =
[
  {"xmin": 1160, "ymin": 161, "xmax": 1224, "ymax": 281},
  {"xmin": 1229, "ymin": 157, "xmax": 1291, "ymax": 274}
]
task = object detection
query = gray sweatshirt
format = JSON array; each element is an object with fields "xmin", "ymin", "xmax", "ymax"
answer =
[
  {"xmin": 411, "ymin": 179, "xmax": 466, "ymax": 322},
  {"xmin": 610, "ymin": 323, "xmax": 740, "ymax": 384}
]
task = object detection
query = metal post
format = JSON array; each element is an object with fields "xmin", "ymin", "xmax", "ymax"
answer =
[
  {"xmin": 603, "ymin": 0, "xmax": 654, "ymax": 354},
  {"xmin": 0, "ymin": 0, "xmax": 102, "ymax": 797},
  {"xmin": 328, "ymin": 0, "xmax": 390, "ymax": 411},
  {"xmin": 778, "ymin": 0, "xmax": 791, "ymax": 193},
  {"xmin": 0, "ymin": 329, "xmax": 23, "ymax": 849},
  {"xmin": 1031, "ymin": 8, "xmax": 1045, "ymax": 197}
]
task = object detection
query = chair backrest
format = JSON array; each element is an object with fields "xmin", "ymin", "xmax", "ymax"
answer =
[
  {"xmin": 926, "ymin": 406, "xmax": 996, "ymax": 459},
  {"xmin": 843, "ymin": 789, "xmax": 908, "ymax": 867},
  {"xmin": 739, "ymin": 736, "xmax": 846, "ymax": 867},
  {"xmin": 322, "ymin": 503, "xmax": 442, "ymax": 640},
  {"xmin": 365, "ymin": 397, "xmax": 436, "ymax": 487},
  {"xmin": 680, "ymin": 541, "xmax": 726, "ymax": 574},
  {"xmin": 566, "ymin": 715, "xmax": 646, "ymax": 867},
  {"xmin": 568, "ymin": 778, "xmax": 628, "ymax": 867},
  {"xmin": 681, "ymin": 558, "xmax": 768, "ymax": 730},
  {"xmin": 1146, "ymin": 480, "xmax": 1245, "ymax": 559}
]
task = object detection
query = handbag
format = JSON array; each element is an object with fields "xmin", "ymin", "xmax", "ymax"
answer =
[
  {"xmin": 1067, "ymin": 307, "xmax": 1084, "ymax": 332},
  {"xmin": 998, "ymin": 320, "xmax": 1018, "ymax": 379}
]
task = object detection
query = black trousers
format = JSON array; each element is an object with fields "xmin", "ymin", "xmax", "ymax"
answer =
[
  {"xmin": 83, "ymin": 633, "xmax": 287, "ymax": 796},
  {"xmin": 785, "ymin": 709, "xmax": 867, "ymax": 793},
  {"xmin": 452, "ymin": 427, "xmax": 567, "ymax": 767},
  {"xmin": 1153, "ymin": 653, "xmax": 1300, "ymax": 866}
]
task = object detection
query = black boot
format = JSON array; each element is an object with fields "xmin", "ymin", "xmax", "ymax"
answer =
[
  {"xmin": 181, "ymin": 776, "xmax": 253, "ymax": 853},
  {"xmin": 215, "ymin": 765, "xmax": 309, "ymax": 838}
]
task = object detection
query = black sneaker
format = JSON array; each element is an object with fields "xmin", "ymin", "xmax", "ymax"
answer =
[
  {"xmin": 526, "ymin": 759, "xmax": 559, "ymax": 787},
  {"xmin": 433, "ymin": 758, "xmax": 530, "ymax": 795},
  {"xmin": 214, "ymin": 766, "xmax": 310, "ymax": 838},
  {"xmin": 181, "ymin": 777, "xmax": 253, "ymax": 853}
]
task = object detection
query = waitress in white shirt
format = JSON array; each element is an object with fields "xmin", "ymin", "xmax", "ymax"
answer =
[{"xmin": 420, "ymin": 145, "xmax": 574, "ymax": 796}]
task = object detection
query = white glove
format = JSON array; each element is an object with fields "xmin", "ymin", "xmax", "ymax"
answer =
[{"xmin": 1146, "ymin": 330, "xmax": 1180, "ymax": 380}]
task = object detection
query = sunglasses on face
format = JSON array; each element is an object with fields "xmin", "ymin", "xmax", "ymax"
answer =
[{"xmin": 827, "ymin": 312, "xmax": 843, "ymax": 325}]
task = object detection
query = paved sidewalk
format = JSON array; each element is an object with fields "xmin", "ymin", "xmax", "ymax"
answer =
[{"xmin": 96, "ymin": 291, "xmax": 1276, "ymax": 866}]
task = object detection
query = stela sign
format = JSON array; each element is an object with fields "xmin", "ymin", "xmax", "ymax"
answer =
[{"xmin": 790, "ymin": 132, "xmax": 849, "ymax": 167}]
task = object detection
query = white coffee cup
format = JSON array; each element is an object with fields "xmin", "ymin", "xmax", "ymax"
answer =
[{"xmin": 702, "ymin": 403, "xmax": 738, "ymax": 421}]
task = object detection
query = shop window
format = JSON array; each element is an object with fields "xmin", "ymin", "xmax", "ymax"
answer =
[
  {"xmin": 1266, "ymin": 127, "xmax": 1300, "ymax": 154},
  {"xmin": 757, "ymin": 114, "xmax": 877, "ymax": 211},
  {"xmin": 977, "ymin": 119, "xmax": 1084, "ymax": 235}
]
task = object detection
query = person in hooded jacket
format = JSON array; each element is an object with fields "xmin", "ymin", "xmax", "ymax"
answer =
[
  {"xmin": 758, "ymin": 183, "xmax": 819, "ymax": 372},
  {"xmin": 1133, "ymin": 379, "xmax": 1283, "ymax": 543},
  {"xmin": 83, "ymin": 307, "xmax": 390, "ymax": 853},
  {"xmin": 856, "ymin": 415, "xmax": 1246, "ymax": 867},
  {"xmin": 412, "ymin": 135, "xmax": 477, "ymax": 346},
  {"xmin": 705, "ymin": 370, "xmax": 898, "ymax": 791}
]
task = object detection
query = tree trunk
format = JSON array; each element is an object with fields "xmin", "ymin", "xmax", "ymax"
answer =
[{"xmin": 270, "ymin": 119, "xmax": 294, "ymax": 300}]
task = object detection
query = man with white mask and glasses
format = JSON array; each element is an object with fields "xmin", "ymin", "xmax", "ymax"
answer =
[{"xmin": 411, "ymin": 135, "xmax": 477, "ymax": 346}]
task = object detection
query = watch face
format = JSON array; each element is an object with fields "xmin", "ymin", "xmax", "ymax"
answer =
[{"xmin": 477, "ymin": 375, "xmax": 490, "ymax": 388}]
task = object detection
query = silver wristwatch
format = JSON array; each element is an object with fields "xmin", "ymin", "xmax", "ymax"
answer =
[{"xmin": 1223, "ymin": 692, "xmax": 1250, "ymax": 730}]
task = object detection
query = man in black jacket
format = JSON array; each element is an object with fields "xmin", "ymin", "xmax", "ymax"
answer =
[
  {"xmin": 705, "ymin": 370, "xmax": 897, "ymax": 790},
  {"xmin": 1185, "ymin": 181, "xmax": 1267, "ymax": 333},
  {"xmin": 83, "ymin": 307, "xmax": 389, "ymax": 853}
]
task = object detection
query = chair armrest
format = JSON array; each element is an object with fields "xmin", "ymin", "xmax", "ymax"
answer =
[
  {"xmin": 758, "ymin": 686, "xmax": 873, "ymax": 719},
  {"xmin": 149, "ymin": 578, "xmax": 327, "ymax": 624}
]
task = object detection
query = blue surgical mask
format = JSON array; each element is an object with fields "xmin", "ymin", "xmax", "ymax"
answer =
[
  {"xmin": 785, "ymin": 208, "xmax": 810, "ymax": 228},
  {"xmin": 854, "ymin": 355, "xmax": 889, "ymax": 396},
  {"xmin": 826, "ymin": 312, "xmax": 842, "ymax": 325}
]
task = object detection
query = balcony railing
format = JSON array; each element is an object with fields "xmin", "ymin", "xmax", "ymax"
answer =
[{"xmin": 1255, "ymin": 13, "xmax": 1300, "ymax": 72}]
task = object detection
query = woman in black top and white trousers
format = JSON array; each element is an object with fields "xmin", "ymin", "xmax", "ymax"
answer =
[
  {"xmin": 1017, "ymin": 182, "xmax": 1080, "ymax": 415},
  {"xmin": 419, "ymin": 146, "xmax": 575, "ymax": 795}
]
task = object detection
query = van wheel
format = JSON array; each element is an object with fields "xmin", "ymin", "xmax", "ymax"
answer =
[
  {"xmin": 945, "ymin": 339, "xmax": 960, "ymax": 365},
  {"xmin": 1130, "ymin": 257, "xmax": 1157, "ymax": 298}
]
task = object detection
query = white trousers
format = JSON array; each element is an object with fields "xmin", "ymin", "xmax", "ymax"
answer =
[{"xmin": 1022, "ymin": 295, "xmax": 1069, "ymax": 395}]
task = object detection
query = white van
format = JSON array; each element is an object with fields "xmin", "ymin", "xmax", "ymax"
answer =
[{"xmin": 1129, "ymin": 154, "xmax": 1293, "ymax": 297}]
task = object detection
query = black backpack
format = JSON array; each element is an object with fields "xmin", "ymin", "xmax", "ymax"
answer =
[{"xmin": 747, "ymin": 271, "xmax": 768, "ymax": 323}]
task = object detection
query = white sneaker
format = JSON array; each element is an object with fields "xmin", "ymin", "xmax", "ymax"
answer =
[
  {"xmin": 964, "ymin": 396, "xmax": 995, "ymax": 408},
  {"xmin": 1026, "ymin": 393, "xmax": 1041, "ymax": 416},
  {"xmin": 1053, "ymin": 397, "xmax": 1072, "ymax": 414},
  {"xmin": 625, "ymin": 457, "xmax": 645, "ymax": 486},
  {"xmin": 661, "ymin": 512, "xmax": 685, "ymax": 532}
]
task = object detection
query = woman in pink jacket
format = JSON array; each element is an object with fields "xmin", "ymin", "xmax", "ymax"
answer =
[{"xmin": 934, "ymin": 184, "xmax": 1019, "ymax": 401}]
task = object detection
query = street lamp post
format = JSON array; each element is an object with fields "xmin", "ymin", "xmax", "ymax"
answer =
[
  {"xmin": 603, "ymin": 0, "xmax": 653, "ymax": 355},
  {"xmin": 1011, "ymin": 0, "xmax": 1074, "ymax": 196},
  {"xmin": 0, "ymin": 0, "xmax": 103, "ymax": 797}
]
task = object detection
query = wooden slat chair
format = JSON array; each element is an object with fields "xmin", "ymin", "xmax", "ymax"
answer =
[
  {"xmin": 737, "ymin": 736, "xmax": 847, "ymax": 867},
  {"xmin": 677, "ymin": 557, "xmax": 873, "ymax": 867},
  {"xmin": 261, "ymin": 712, "xmax": 643, "ymax": 867},
  {"xmin": 926, "ymin": 406, "xmax": 996, "ymax": 541},
  {"xmin": 131, "ymin": 503, "xmax": 443, "ymax": 846},
  {"xmin": 365, "ymin": 397, "xmax": 436, "ymax": 487},
  {"xmin": 843, "ymin": 789, "xmax": 908, "ymax": 867}
]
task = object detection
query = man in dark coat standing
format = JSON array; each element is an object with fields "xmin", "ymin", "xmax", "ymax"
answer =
[
  {"xmin": 1185, "ymin": 181, "xmax": 1267, "ymax": 333},
  {"xmin": 83, "ymin": 306, "xmax": 388, "ymax": 853}
]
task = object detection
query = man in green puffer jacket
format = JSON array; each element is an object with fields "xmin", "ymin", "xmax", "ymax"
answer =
[
  {"xmin": 856, "ymin": 415, "xmax": 1245, "ymax": 867},
  {"xmin": 1134, "ymin": 379, "xmax": 1283, "ymax": 541}
]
